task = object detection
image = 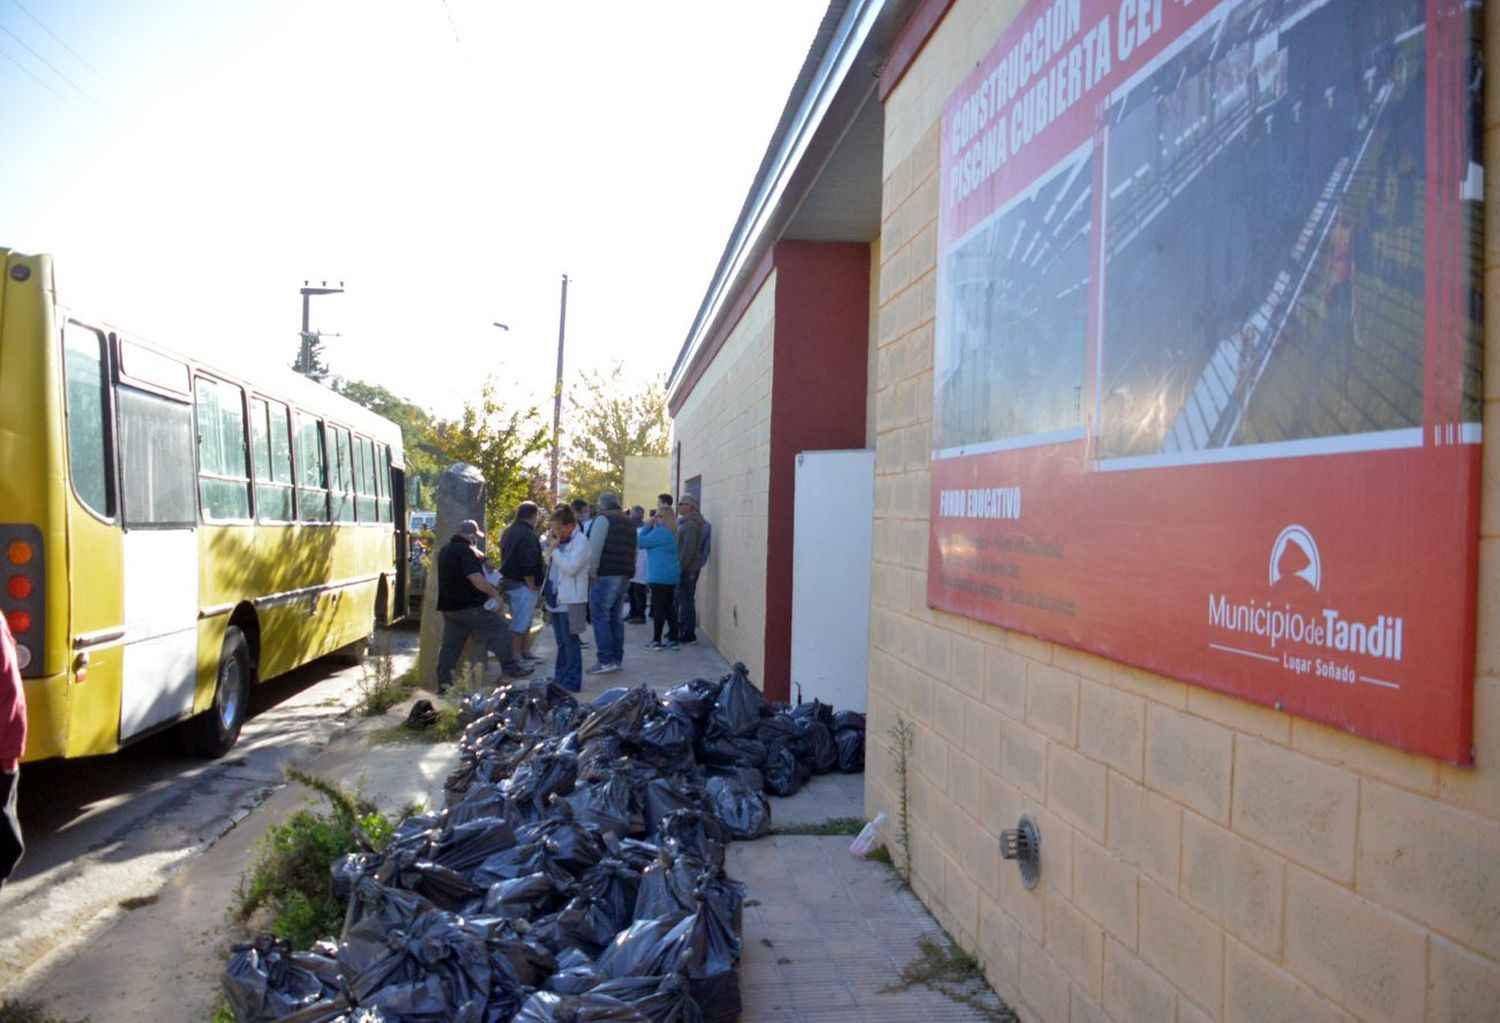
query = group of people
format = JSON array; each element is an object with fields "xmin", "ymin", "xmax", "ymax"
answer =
[{"xmin": 433, "ymin": 490, "xmax": 711, "ymax": 694}]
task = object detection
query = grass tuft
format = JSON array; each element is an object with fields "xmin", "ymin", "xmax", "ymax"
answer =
[
  {"xmin": 118, "ymin": 893, "xmax": 159, "ymax": 911},
  {"xmin": 884, "ymin": 934, "xmax": 1017, "ymax": 1021},
  {"xmin": 767, "ymin": 816, "xmax": 865, "ymax": 837},
  {"xmin": 0, "ymin": 1001, "xmax": 89, "ymax": 1023},
  {"xmin": 354, "ymin": 641, "xmax": 414, "ymax": 717},
  {"xmin": 232, "ymin": 769, "xmax": 394, "ymax": 950}
]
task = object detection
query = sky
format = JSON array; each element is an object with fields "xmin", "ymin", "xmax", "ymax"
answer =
[{"xmin": 0, "ymin": 0, "xmax": 828, "ymax": 418}]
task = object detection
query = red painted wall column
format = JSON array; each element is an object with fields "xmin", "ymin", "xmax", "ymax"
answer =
[{"xmin": 762, "ymin": 240, "xmax": 871, "ymax": 702}]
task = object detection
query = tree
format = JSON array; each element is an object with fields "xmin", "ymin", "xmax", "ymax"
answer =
[
  {"xmin": 562, "ymin": 365, "xmax": 671, "ymax": 502},
  {"xmin": 335, "ymin": 380, "xmax": 444, "ymax": 509},
  {"xmin": 292, "ymin": 333, "xmax": 331, "ymax": 382},
  {"xmin": 429, "ymin": 380, "xmax": 551, "ymax": 531}
]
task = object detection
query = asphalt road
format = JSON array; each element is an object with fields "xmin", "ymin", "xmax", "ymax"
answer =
[{"xmin": 0, "ymin": 625, "xmax": 420, "ymax": 991}]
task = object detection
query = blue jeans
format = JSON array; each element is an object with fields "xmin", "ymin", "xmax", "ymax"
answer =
[
  {"xmin": 550, "ymin": 608, "xmax": 582, "ymax": 691},
  {"xmin": 676, "ymin": 570, "xmax": 700, "ymax": 642},
  {"xmin": 589, "ymin": 575, "xmax": 629, "ymax": 666}
]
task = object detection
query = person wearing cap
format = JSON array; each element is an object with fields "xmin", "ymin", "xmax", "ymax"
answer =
[
  {"xmin": 0, "ymin": 612, "xmax": 26, "ymax": 890},
  {"xmin": 675, "ymin": 494, "xmax": 707, "ymax": 646},
  {"xmin": 585, "ymin": 491, "xmax": 636, "ymax": 674},
  {"xmin": 434, "ymin": 519, "xmax": 532, "ymax": 691}
]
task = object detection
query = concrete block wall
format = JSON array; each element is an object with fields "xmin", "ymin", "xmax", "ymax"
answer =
[
  {"xmin": 863, "ymin": 2, "xmax": 1500, "ymax": 1020},
  {"xmin": 672, "ymin": 274, "xmax": 776, "ymax": 686}
]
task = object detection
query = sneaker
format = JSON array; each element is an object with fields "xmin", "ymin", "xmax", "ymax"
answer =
[
  {"xmin": 624, "ymin": 616, "xmax": 647, "ymax": 624},
  {"xmin": 585, "ymin": 662, "xmax": 621, "ymax": 675},
  {"xmin": 502, "ymin": 662, "xmax": 534, "ymax": 678},
  {"xmin": 663, "ymin": 641, "xmax": 681, "ymax": 651},
  {"xmin": 679, "ymin": 637, "xmax": 697, "ymax": 645},
  {"xmin": 644, "ymin": 641, "xmax": 663, "ymax": 651},
  {"xmin": 519, "ymin": 652, "xmax": 543, "ymax": 664}
]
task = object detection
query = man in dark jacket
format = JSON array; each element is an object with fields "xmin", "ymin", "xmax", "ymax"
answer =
[
  {"xmin": 499, "ymin": 502, "xmax": 544, "ymax": 667},
  {"xmin": 675, "ymin": 494, "xmax": 707, "ymax": 645},
  {"xmin": 585, "ymin": 492, "xmax": 636, "ymax": 674},
  {"xmin": 435, "ymin": 519, "xmax": 532, "ymax": 692}
]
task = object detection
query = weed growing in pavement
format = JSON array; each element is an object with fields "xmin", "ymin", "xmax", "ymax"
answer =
[
  {"xmin": 766, "ymin": 816, "xmax": 865, "ymax": 836},
  {"xmin": 208, "ymin": 1001, "xmax": 236, "ymax": 1023},
  {"xmin": 355, "ymin": 639, "xmax": 414, "ymax": 717},
  {"xmin": 118, "ymin": 893, "xmax": 159, "ymax": 910},
  {"xmin": 0, "ymin": 1001, "xmax": 89, "ymax": 1023},
  {"xmin": 888, "ymin": 715, "xmax": 916, "ymax": 885},
  {"xmin": 884, "ymin": 934, "xmax": 1017, "ymax": 1021},
  {"xmin": 233, "ymin": 768, "xmax": 395, "ymax": 949}
]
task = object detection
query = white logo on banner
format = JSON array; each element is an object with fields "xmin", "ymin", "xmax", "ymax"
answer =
[{"xmin": 1268, "ymin": 524, "xmax": 1320, "ymax": 591}]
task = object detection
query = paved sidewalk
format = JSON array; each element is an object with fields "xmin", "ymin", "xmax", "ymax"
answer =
[{"xmin": 529, "ymin": 617, "xmax": 995, "ymax": 1022}]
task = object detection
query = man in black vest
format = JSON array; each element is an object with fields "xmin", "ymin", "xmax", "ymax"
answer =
[
  {"xmin": 585, "ymin": 492, "xmax": 636, "ymax": 674},
  {"xmin": 435, "ymin": 519, "xmax": 532, "ymax": 692}
]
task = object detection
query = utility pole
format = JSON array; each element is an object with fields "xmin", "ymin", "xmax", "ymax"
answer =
[
  {"xmin": 297, "ymin": 280, "xmax": 345, "ymax": 379},
  {"xmin": 551, "ymin": 274, "xmax": 568, "ymax": 505}
]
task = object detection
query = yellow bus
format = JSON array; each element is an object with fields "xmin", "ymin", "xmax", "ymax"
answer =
[{"xmin": 1, "ymin": 247, "xmax": 410, "ymax": 761}]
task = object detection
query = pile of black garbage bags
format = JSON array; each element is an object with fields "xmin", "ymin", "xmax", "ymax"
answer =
[{"xmin": 223, "ymin": 663, "xmax": 867, "ymax": 1023}]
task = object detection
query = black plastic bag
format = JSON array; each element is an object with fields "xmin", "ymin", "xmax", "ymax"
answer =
[
  {"xmin": 796, "ymin": 720, "xmax": 837, "ymax": 775},
  {"xmin": 591, "ymin": 974, "xmax": 704, "ymax": 1023},
  {"xmin": 576, "ymin": 686, "xmax": 652, "ymax": 744},
  {"xmin": 566, "ymin": 773, "xmax": 643, "ymax": 838},
  {"xmin": 487, "ymin": 934, "xmax": 558, "ymax": 989},
  {"xmin": 223, "ymin": 936, "xmax": 331, "ymax": 1023},
  {"xmin": 693, "ymin": 732, "xmax": 767, "ymax": 772},
  {"xmin": 345, "ymin": 909, "xmax": 492, "ymax": 1017},
  {"xmin": 705, "ymin": 776, "xmax": 770, "ymax": 840},
  {"xmin": 512, "ymin": 990, "xmax": 650, "ymax": 1023},
  {"xmin": 708, "ymin": 665, "xmax": 765, "ymax": 737},
  {"xmin": 761, "ymin": 743, "xmax": 802, "ymax": 798},
  {"xmin": 394, "ymin": 860, "xmax": 487, "ymax": 913},
  {"xmin": 835, "ymin": 727, "xmax": 865, "ymax": 773},
  {"xmin": 431, "ymin": 818, "xmax": 519, "ymax": 874},
  {"xmin": 640, "ymin": 778, "xmax": 700, "ymax": 839},
  {"xmin": 594, "ymin": 913, "xmax": 691, "ymax": 980},
  {"xmin": 832, "ymin": 709, "xmax": 866, "ymax": 733},
  {"xmin": 544, "ymin": 961, "xmax": 608, "ymax": 995},
  {"xmin": 516, "ymin": 815, "xmax": 606, "ymax": 876},
  {"xmin": 789, "ymin": 699, "xmax": 834, "ymax": 728},
  {"xmin": 483, "ymin": 871, "xmax": 563, "ymax": 919},
  {"xmin": 580, "ymin": 857, "xmax": 643, "ymax": 935},
  {"xmin": 633, "ymin": 707, "xmax": 699, "ymax": 774},
  {"xmin": 657, "ymin": 810, "xmax": 727, "ymax": 869},
  {"xmin": 663, "ymin": 678, "xmax": 721, "ymax": 722}
]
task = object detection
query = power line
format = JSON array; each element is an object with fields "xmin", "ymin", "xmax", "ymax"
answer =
[
  {"xmin": 0, "ymin": 23, "xmax": 106, "ymax": 112},
  {"xmin": 9, "ymin": 0, "xmax": 112, "ymax": 88},
  {"xmin": 0, "ymin": 43, "xmax": 83, "ymax": 114}
]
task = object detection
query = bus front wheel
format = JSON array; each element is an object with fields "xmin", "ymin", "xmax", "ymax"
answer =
[{"xmin": 182, "ymin": 627, "xmax": 251, "ymax": 758}]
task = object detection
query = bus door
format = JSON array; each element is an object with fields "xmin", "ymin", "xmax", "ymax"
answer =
[
  {"xmin": 113, "ymin": 340, "xmax": 200, "ymax": 742},
  {"xmin": 391, "ymin": 465, "xmax": 408, "ymax": 617}
]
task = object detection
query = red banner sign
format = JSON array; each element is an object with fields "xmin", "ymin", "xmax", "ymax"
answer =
[{"xmin": 929, "ymin": 0, "xmax": 1483, "ymax": 762}]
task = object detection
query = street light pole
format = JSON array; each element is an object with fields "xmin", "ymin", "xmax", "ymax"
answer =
[
  {"xmin": 298, "ymin": 280, "xmax": 345, "ymax": 378},
  {"xmin": 551, "ymin": 274, "xmax": 568, "ymax": 506}
]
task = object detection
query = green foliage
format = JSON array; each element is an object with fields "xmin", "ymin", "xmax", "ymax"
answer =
[
  {"xmin": 234, "ymin": 770, "xmax": 393, "ymax": 950},
  {"xmin": 336, "ymin": 379, "xmax": 444, "ymax": 510},
  {"xmin": 429, "ymin": 379, "xmax": 551, "ymax": 529},
  {"xmin": 209, "ymin": 1002, "xmax": 237, "ymax": 1023},
  {"xmin": 0, "ymin": 1002, "xmax": 88, "ymax": 1023},
  {"xmin": 768, "ymin": 816, "xmax": 865, "ymax": 836},
  {"xmin": 889, "ymin": 715, "xmax": 916, "ymax": 885},
  {"xmin": 355, "ymin": 642, "xmax": 414, "ymax": 717},
  {"xmin": 563, "ymin": 365, "xmax": 671, "ymax": 502}
]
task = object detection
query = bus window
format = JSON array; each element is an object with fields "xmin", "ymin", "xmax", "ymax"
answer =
[
  {"xmin": 354, "ymin": 436, "xmax": 377, "ymax": 522},
  {"xmin": 327, "ymin": 425, "xmax": 355, "ymax": 523},
  {"xmin": 119, "ymin": 388, "xmax": 195, "ymax": 527},
  {"xmin": 62, "ymin": 322, "xmax": 114, "ymax": 519},
  {"xmin": 294, "ymin": 412, "xmax": 329, "ymax": 522},
  {"xmin": 251, "ymin": 398, "xmax": 294, "ymax": 522},
  {"xmin": 195, "ymin": 376, "xmax": 251, "ymax": 521},
  {"xmin": 377, "ymin": 444, "xmax": 392, "ymax": 522}
]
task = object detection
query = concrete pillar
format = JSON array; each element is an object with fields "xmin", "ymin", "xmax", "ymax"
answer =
[{"xmin": 417, "ymin": 463, "xmax": 487, "ymax": 690}]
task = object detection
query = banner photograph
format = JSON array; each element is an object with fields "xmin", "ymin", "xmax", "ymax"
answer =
[{"xmin": 929, "ymin": 0, "xmax": 1484, "ymax": 761}]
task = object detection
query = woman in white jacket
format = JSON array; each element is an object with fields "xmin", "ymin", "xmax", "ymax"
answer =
[{"xmin": 545, "ymin": 503, "xmax": 592, "ymax": 692}]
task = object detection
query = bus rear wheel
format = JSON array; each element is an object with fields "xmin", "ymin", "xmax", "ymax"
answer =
[{"xmin": 182, "ymin": 626, "xmax": 251, "ymax": 758}]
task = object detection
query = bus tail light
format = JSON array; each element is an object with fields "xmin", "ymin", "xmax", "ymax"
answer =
[{"xmin": 0, "ymin": 525, "xmax": 44, "ymax": 677}]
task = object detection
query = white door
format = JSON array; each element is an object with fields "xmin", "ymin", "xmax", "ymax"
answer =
[
  {"xmin": 114, "ymin": 377, "xmax": 201, "ymax": 741},
  {"xmin": 790, "ymin": 449, "xmax": 874, "ymax": 713}
]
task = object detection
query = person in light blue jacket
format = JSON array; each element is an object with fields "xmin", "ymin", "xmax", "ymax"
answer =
[{"xmin": 637, "ymin": 507, "xmax": 682, "ymax": 650}]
